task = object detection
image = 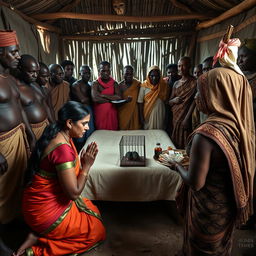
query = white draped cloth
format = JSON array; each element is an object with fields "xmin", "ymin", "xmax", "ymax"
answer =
[{"xmin": 81, "ymin": 130, "xmax": 182, "ymax": 201}]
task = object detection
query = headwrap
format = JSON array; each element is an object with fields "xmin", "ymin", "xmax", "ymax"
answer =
[
  {"xmin": 242, "ymin": 38, "xmax": 256, "ymax": 53},
  {"xmin": 0, "ymin": 30, "xmax": 19, "ymax": 47},
  {"xmin": 141, "ymin": 65, "xmax": 168, "ymax": 120},
  {"xmin": 213, "ymin": 38, "xmax": 243, "ymax": 75}
]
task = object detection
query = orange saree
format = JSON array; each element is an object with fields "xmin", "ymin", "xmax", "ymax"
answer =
[{"xmin": 22, "ymin": 140, "xmax": 105, "ymax": 256}]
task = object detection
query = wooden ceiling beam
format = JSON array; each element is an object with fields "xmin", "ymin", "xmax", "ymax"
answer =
[
  {"xmin": 0, "ymin": 1, "xmax": 61, "ymax": 33},
  {"xmin": 47, "ymin": 0, "xmax": 81, "ymax": 24},
  {"xmin": 196, "ymin": 0, "xmax": 256, "ymax": 30},
  {"xmin": 32, "ymin": 12, "xmax": 209, "ymax": 22},
  {"xmin": 61, "ymin": 31, "xmax": 193, "ymax": 41},
  {"xmin": 170, "ymin": 0, "xmax": 193, "ymax": 13}
]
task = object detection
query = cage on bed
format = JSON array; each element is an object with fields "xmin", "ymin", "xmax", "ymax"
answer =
[{"xmin": 119, "ymin": 135, "xmax": 146, "ymax": 167}]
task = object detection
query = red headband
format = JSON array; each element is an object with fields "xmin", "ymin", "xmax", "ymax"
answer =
[{"xmin": 0, "ymin": 30, "xmax": 19, "ymax": 47}]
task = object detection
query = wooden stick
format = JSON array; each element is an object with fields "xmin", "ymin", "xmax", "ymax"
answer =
[
  {"xmin": 223, "ymin": 25, "xmax": 234, "ymax": 43},
  {"xmin": 32, "ymin": 12, "xmax": 209, "ymax": 22},
  {"xmin": 196, "ymin": 0, "xmax": 256, "ymax": 30}
]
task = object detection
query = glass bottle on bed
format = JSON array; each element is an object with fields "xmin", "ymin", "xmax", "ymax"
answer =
[{"xmin": 154, "ymin": 143, "xmax": 162, "ymax": 159}]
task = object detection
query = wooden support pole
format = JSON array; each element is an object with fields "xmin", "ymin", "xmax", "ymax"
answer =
[
  {"xmin": 196, "ymin": 0, "xmax": 256, "ymax": 30},
  {"xmin": 32, "ymin": 12, "xmax": 209, "ymax": 23}
]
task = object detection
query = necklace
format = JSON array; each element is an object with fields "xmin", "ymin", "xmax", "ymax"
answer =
[{"xmin": 61, "ymin": 131, "xmax": 70, "ymax": 144}]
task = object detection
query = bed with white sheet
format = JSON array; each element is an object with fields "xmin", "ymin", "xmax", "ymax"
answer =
[{"xmin": 81, "ymin": 130, "xmax": 182, "ymax": 201}]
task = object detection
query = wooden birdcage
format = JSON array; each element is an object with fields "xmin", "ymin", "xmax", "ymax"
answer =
[{"xmin": 119, "ymin": 135, "xmax": 146, "ymax": 167}]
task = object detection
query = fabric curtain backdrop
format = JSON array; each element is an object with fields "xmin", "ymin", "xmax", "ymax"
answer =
[
  {"xmin": 0, "ymin": 6, "xmax": 59, "ymax": 66},
  {"xmin": 63, "ymin": 36, "xmax": 191, "ymax": 82},
  {"xmin": 195, "ymin": 6, "xmax": 256, "ymax": 65}
]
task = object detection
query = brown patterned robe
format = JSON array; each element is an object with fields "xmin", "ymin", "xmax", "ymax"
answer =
[
  {"xmin": 170, "ymin": 77, "xmax": 196, "ymax": 149},
  {"xmin": 176, "ymin": 68, "xmax": 255, "ymax": 256}
]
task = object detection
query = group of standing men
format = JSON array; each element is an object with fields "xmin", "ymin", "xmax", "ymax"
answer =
[{"xmin": 1, "ymin": 27, "xmax": 256, "ymax": 255}]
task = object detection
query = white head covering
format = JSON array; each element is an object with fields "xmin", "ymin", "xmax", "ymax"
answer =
[{"xmin": 213, "ymin": 38, "xmax": 244, "ymax": 75}]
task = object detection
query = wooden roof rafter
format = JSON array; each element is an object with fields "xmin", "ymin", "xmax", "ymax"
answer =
[
  {"xmin": 46, "ymin": 0, "xmax": 81, "ymax": 24},
  {"xmin": 170, "ymin": 0, "xmax": 193, "ymax": 13},
  {"xmin": 32, "ymin": 12, "xmax": 209, "ymax": 23},
  {"xmin": 0, "ymin": 0, "xmax": 61, "ymax": 33},
  {"xmin": 196, "ymin": 0, "xmax": 256, "ymax": 30},
  {"xmin": 61, "ymin": 31, "xmax": 193, "ymax": 42}
]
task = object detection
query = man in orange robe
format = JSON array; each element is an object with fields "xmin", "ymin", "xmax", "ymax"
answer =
[{"xmin": 118, "ymin": 65, "xmax": 141, "ymax": 130}]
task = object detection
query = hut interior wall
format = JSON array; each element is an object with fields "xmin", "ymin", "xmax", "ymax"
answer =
[
  {"xmin": 195, "ymin": 6, "xmax": 256, "ymax": 65},
  {"xmin": 1, "ymin": 3, "xmax": 256, "ymax": 76},
  {"xmin": 0, "ymin": 5, "xmax": 59, "ymax": 65},
  {"xmin": 63, "ymin": 36, "xmax": 191, "ymax": 81}
]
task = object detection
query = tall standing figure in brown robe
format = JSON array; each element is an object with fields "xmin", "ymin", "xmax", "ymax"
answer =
[
  {"xmin": 174, "ymin": 37, "xmax": 255, "ymax": 256},
  {"xmin": 169, "ymin": 56, "xmax": 196, "ymax": 149}
]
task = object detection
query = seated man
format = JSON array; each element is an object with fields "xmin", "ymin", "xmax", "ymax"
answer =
[
  {"xmin": 91, "ymin": 61, "xmax": 121, "ymax": 130},
  {"xmin": 138, "ymin": 66, "xmax": 169, "ymax": 130},
  {"xmin": 118, "ymin": 65, "xmax": 141, "ymax": 130}
]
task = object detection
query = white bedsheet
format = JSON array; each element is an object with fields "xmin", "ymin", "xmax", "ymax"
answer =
[{"xmin": 81, "ymin": 130, "xmax": 182, "ymax": 201}]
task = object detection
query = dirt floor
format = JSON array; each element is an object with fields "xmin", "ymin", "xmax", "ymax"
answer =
[{"xmin": 3, "ymin": 201, "xmax": 256, "ymax": 256}]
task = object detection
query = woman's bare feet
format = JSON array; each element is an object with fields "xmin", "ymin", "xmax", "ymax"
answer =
[{"xmin": 12, "ymin": 232, "xmax": 38, "ymax": 256}]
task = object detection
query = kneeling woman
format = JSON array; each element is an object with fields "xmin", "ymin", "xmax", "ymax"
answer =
[{"xmin": 15, "ymin": 101, "xmax": 106, "ymax": 256}]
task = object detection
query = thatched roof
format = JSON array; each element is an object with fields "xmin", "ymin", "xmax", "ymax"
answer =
[{"xmin": 1, "ymin": 0, "xmax": 254, "ymax": 41}]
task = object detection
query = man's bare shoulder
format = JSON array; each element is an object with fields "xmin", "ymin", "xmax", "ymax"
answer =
[{"xmin": 91, "ymin": 80, "xmax": 100, "ymax": 88}]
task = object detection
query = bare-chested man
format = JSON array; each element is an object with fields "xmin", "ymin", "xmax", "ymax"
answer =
[
  {"xmin": 92, "ymin": 61, "xmax": 121, "ymax": 130},
  {"xmin": 0, "ymin": 30, "xmax": 36, "ymax": 256},
  {"xmin": 37, "ymin": 62, "xmax": 49, "ymax": 89},
  {"xmin": 16, "ymin": 55, "xmax": 54, "ymax": 139},
  {"xmin": 70, "ymin": 65, "xmax": 95, "ymax": 151},
  {"xmin": 48, "ymin": 64, "xmax": 70, "ymax": 120}
]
